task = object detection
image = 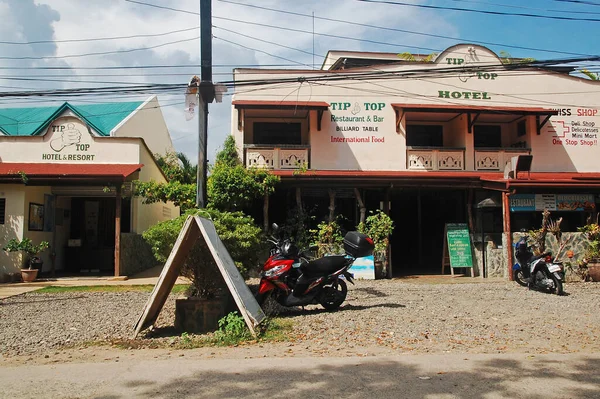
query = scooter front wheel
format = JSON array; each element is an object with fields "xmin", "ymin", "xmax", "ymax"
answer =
[
  {"xmin": 513, "ymin": 269, "xmax": 528, "ymax": 287},
  {"xmin": 319, "ymin": 279, "xmax": 347, "ymax": 311},
  {"xmin": 550, "ymin": 272, "xmax": 564, "ymax": 296}
]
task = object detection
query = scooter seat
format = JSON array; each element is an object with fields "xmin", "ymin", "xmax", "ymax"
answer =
[{"xmin": 301, "ymin": 255, "xmax": 348, "ymax": 276}]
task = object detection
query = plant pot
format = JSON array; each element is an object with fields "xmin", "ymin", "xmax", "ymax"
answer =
[
  {"xmin": 175, "ymin": 296, "xmax": 231, "ymax": 333},
  {"xmin": 587, "ymin": 262, "xmax": 600, "ymax": 282},
  {"xmin": 20, "ymin": 269, "xmax": 38, "ymax": 282},
  {"xmin": 30, "ymin": 258, "xmax": 44, "ymax": 272}
]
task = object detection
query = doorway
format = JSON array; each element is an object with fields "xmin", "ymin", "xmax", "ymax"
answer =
[{"xmin": 390, "ymin": 189, "xmax": 466, "ymax": 275}]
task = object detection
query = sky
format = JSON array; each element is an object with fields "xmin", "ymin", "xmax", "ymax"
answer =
[{"xmin": 1, "ymin": 0, "xmax": 600, "ymax": 165}]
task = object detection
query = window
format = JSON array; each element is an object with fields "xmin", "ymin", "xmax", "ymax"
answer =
[
  {"xmin": 253, "ymin": 122, "xmax": 301, "ymax": 145},
  {"xmin": 406, "ymin": 125, "xmax": 443, "ymax": 147},
  {"xmin": 0, "ymin": 198, "xmax": 5, "ymax": 224},
  {"xmin": 517, "ymin": 120, "xmax": 526, "ymax": 137},
  {"xmin": 474, "ymin": 125, "xmax": 502, "ymax": 148}
]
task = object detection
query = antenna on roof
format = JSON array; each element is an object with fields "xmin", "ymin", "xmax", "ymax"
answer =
[{"xmin": 312, "ymin": 12, "xmax": 315, "ymax": 70}]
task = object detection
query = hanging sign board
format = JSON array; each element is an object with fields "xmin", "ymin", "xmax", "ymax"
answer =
[
  {"xmin": 445, "ymin": 223, "xmax": 474, "ymax": 268},
  {"xmin": 510, "ymin": 194, "xmax": 595, "ymax": 212}
]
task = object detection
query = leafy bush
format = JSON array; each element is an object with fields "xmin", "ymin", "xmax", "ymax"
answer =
[
  {"xmin": 311, "ymin": 219, "xmax": 345, "ymax": 257},
  {"xmin": 208, "ymin": 136, "xmax": 279, "ymax": 212},
  {"xmin": 3, "ymin": 238, "xmax": 49, "ymax": 268},
  {"xmin": 142, "ymin": 208, "xmax": 264, "ymax": 281},
  {"xmin": 357, "ymin": 210, "xmax": 394, "ymax": 260},
  {"xmin": 212, "ymin": 311, "xmax": 252, "ymax": 345}
]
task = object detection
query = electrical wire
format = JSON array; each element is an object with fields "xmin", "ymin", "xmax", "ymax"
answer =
[
  {"xmin": 213, "ymin": 25, "xmax": 325, "ymax": 60},
  {"xmin": 0, "ymin": 36, "xmax": 199, "ymax": 61},
  {"xmin": 355, "ymin": 0, "xmax": 600, "ymax": 22},
  {"xmin": 213, "ymin": 36, "xmax": 313, "ymax": 68},
  {"xmin": 0, "ymin": 27, "xmax": 200, "ymax": 46},
  {"xmin": 217, "ymin": 0, "xmax": 595, "ymax": 57}
]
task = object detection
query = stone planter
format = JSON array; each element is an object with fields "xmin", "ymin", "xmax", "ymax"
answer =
[
  {"xmin": 175, "ymin": 295, "xmax": 234, "ymax": 333},
  {"xmin": 587, "ymin": 262, "xmax": 600, "ymax": 282},
  {"xmin": 20, "ymin": 269, "xmax": 38, "ymax": 282}
]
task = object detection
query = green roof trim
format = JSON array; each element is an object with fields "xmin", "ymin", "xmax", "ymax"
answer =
[{"xmin": 0, "ymin": 100, "xmax": 144, "ymax": 136}]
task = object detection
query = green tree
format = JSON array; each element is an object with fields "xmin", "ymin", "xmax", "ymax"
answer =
[
  {"xmin": 580, "ymin": 69, "xmax": 599, "ymax": 80},
  {"xmin": 135, "ymin": 151, "xmax": 197, "ymax": 211},
  {"xmin": 207, "ymin": 136, "xmax": 279, "ymax": 221},
  {"xmin": 499, "ymin": 51, "xmax": 535, "ymax": 65},
  {"xmin": 398, "ymin": 52, "xmax": 438, "ymax": 62},
  {"xmin": 142, "ymin": 208, "xmax": 264, "ymax": 282}
]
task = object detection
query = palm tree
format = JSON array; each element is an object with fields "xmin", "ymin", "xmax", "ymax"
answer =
[
  {"xmin": 398, "ymin": 52, "xmax": 438, "ymax": 62},
  {"xmin": 177, "ymin": 152, "xmax": 197, "ymax": 184},
  {"xmin": 499, "ymin": 51, "xmax": 535, "ymax": 65}
]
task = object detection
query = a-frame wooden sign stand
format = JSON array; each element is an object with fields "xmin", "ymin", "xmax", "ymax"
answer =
[{"xmin": 134, "ymin": 215, "xmax": 266, "ymax": 338}]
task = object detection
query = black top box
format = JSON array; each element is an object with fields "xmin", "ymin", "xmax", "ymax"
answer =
[{"xmin": 343, "ymin": 231, "xmax": 374, "ymax": 258}]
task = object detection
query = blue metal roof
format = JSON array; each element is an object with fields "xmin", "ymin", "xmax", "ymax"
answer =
[{"xmin": 0, "ymin": 101, "xmax": 144, "ymax": 136}]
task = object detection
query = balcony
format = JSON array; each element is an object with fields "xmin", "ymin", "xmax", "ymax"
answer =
[
  {"xmin": 474, "ymin": 148, "xmax": 531, "ymax": 171},
  {"xmin": 244, "ymin": 145, "xmax": 309, "ymax": 170},
  {"xmin": 407, "ymin": 147, "xmax": 465, "ymax": 171}
]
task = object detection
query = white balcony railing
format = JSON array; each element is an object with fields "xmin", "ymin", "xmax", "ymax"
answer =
[
  {"xmin": 475, "ymin": 149, "xmax": 531, "ymax": 171},
  {"xmin": 407, "ymin": 147, "xmax": 465, "ymax": 171},
  {"xmin": 245, "ymin": 146, "xmax": 309, "ymax": 170}
]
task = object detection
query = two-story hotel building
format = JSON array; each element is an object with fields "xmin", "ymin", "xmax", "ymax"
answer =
[{"xmin": 231, "ymin": 44, "xmax": 600, "ymax": 279}]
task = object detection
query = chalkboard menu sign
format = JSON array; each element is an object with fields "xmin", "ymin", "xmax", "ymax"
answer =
[{"xmin": 445, "ymin": 223, "xmax": 474, "ymax": 268}]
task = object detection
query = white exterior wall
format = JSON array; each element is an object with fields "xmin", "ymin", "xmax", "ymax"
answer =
[
  {"xmin": 0, "ymin": 116, "xmax": 142, "ymax": 164},
  {"xmin": 0, "ymin": 186, "xmax": 25, "ymax": 274},
  {"xmin": 22, "ymin": 186, "xmax": 54, "ymax": 272},
  {"xmin": 111, "ymin": 96, "xmax": 175, "ymax": 156},
  {"xmin": 233, "ymin": 44, "xmax": 600, "ymax": 173},
  {"xmin": 133, "ymin": 148, "xmax": 179, "ymax": 234}
]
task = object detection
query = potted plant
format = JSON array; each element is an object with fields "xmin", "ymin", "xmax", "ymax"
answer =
[
  {"xmin": 358, "ymin": 210, "xmax": 394, "ymax": 279},
  {"xmin": 3, "ymin": 238, "xmax": 49, "ymax": 282},
  {"xmin": 577, "ymin": 216, "xmax": 600, "ymax": 282}
]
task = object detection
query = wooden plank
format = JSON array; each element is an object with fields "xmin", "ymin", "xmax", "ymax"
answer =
[
  {"xmin": 133, "ymin": 216, "xmax": 198, "ymax": 337},
  {"xmin": 195, "ymin": 217, "xmax": 266, "ymax": 333}
]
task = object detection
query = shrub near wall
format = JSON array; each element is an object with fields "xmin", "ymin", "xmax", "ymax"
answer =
[
  {"xmin": 120, "ymin": 233, "xmax": 157, "ymax": 276},
  {"xmin": 142, "ymin": 208, "xmax": 264, "ymax": 279}
]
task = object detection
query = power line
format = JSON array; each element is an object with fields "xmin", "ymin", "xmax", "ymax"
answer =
[
  {"xmin": 123, "ymin": 0, "xmax": 199, "ymax": 16},
  {"xmin": 213, "ymin": 15, "xmax": 441, "ymax": 53},
  {"xmin": 447, "ymin": 0, "xmax": 600, "ymax": 14},
  {"xmin": 214, "ymin": 36, "xmax": 312, "ymax": 68},
  {"xmin": 355, "ymin": 0, "xmax": 600, "ymax": 22},
  {"xmin": 213, "ymin": 25, "xmax": 325, "ymax": 60},
  {"xmin": 0, "ymin": 36, "xmax": 199, "ymax": 61},
  {"xmin": 218, "ymin": 0, "xmax": 594, "ymax": 57},
  {"xmin": 0, "ymin": 26, "xmax": 199, "ymax": 46}
]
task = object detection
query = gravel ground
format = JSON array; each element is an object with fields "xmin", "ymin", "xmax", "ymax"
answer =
[{"xmin": 1, "ymin": 280, "xmax": 599, "ymax": 358}]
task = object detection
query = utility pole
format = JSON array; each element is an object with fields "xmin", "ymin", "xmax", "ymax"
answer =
[{"xmin": 197, "ymin": 0, "xmax": 215, "ymax": 208}]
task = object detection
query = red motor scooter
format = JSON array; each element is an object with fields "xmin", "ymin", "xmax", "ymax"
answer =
[{"xmin": 256, "ymin": 224, "xmax": 374, "ymax": 310}]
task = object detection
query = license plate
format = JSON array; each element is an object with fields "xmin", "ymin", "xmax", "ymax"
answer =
[{"xmin": 547, "ymin": 264, "xmax": 561, "ymax": 273}]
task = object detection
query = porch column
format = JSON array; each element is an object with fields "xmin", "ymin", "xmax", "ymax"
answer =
[
  {"xmin": 383, "ymin": 187, "xmax": 392, "ymax": 279},
  {"xmin": 114, "ymin": 184, "xmax": 122, "ymax": 277},
  {"xmin": 503, "ymin": 192, "xmax": 513, "ymax": 280}
]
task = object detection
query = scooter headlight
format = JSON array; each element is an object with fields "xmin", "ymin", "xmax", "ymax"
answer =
[{"xmin": 264, "ymin": 264, "xmax": 287, "ymax": 278}]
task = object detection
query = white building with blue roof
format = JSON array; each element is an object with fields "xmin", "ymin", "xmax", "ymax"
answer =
[{"xmin": 0, "ymin": 95, "xmax": 179, "ymax": 279}]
